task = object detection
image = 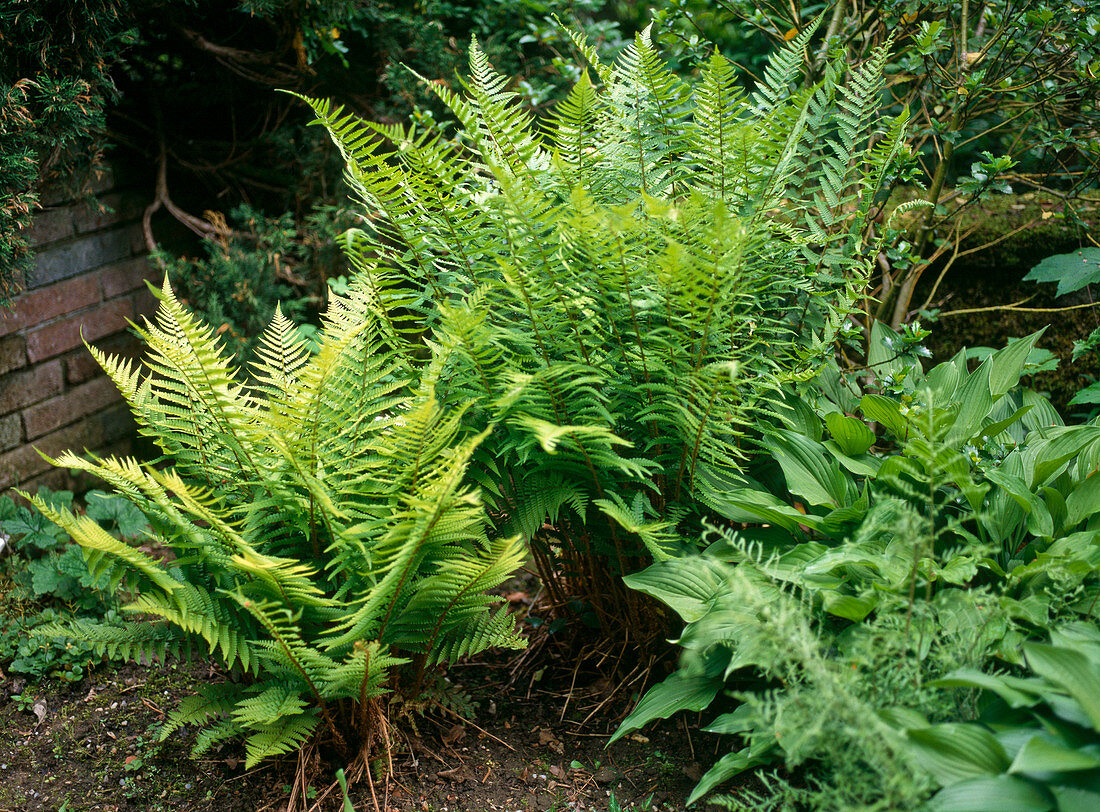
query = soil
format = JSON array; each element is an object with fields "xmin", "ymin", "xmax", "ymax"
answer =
[{"xmin": 0, "ymin": 612, "xmax": 722, "ymax": 812}]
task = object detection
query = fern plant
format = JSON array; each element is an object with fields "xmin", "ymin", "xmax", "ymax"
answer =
[
  {"xmin": 297, "ymin": 23, "xmax": 910, "ymax": 634},
  {"xmin": 31, "ymin": 278, "xmax": 525, "ymax": 775}
]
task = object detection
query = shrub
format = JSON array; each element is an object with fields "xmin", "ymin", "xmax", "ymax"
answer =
[
  {"xmin": 0, "ymin": 488, "xmax": 136, "ymax": 682},
  {"xmin": 33, "ymin": 280, "xmax": 525, "ymax": 772}
]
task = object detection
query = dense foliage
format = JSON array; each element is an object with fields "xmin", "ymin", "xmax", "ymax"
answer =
[
  {"xmin": 617, "ymin": 329, "xmax": 1100, "ymax": 807},
  {"xmin": 300, "ymin": 20, "xmax": 911, "ymax": 633},
  {"xmin": 33, "ymin": 280, "xmax": 525, "ymax": 770},
  {"xmin": 11, "ymin": 9, "xmax": 1099, "ymax": 810},
  {"xmin": 0, "ymin": 0, "xmax": 633, "ymax": 309}
]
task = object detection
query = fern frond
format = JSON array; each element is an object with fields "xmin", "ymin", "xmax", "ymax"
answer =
[{"xmin": 242, "ymin": 712, "xmax": 319, "ymax": 769}]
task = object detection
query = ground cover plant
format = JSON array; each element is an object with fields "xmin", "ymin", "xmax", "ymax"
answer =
[{"xmin": 0, "ymin": 488, "xmax": 143, "ymax": 684}]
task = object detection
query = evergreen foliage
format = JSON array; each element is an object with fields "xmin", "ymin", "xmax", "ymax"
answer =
[
  {"xmin": 31, "ymin": 278, "xmax": 525, "ymax": 770},
  {"xmin": 299, "ymin": 23, "xmax": 908, "ymax": 630}
]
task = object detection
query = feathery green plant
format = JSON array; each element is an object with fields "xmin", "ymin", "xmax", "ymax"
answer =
[
  {"xmin": 297, "ymin": 23, "xmax": 910, "ymax": 633},
  {"xmin": 31, "ymin": 278, "xmax": 525, "ymax": 773}
]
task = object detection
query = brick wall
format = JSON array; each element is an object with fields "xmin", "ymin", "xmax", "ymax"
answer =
[{"xmin": 0, "ymin": 170, "xmax": 157, "ymax": 495}]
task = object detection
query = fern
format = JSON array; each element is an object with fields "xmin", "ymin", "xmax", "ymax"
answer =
[
  {"xmin": 32, "ymin": 279, "xmax": 526, "ymax": 777},
  {"xmin": 297, "ymin": 27, "xmax": 903, "ymax": 634}
]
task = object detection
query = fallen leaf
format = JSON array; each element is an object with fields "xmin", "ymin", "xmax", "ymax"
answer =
[
  {"xmin": 32, "ymin": 699, "xmax": 47, "ymax": 726},
  {"xmin": 442, "ymin": 724, "xmax": 466, "ymax": 746}
]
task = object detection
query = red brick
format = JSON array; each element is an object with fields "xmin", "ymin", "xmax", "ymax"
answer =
[
  {"xmin": 0, "ymin": 360, "xmax": 64, "ymax": 413},
  {"xmin": 0, "ymin": 274, "xmax": 102, "ymax": 338},
  {"xmin": 129, "ymin": 222, "xmax": 149, "ymax": 257},
  {"xmin": 10, "ymin": 435, "xmax": 135, "ymax": 499},
  {"xmin": 65, "ymin": 331, "xmax": 142, "ymax": 385},
  {"xmin": 0, "ymin": 335, "xmax": 26, "ymax": 376},
  {"xmin": 29, "ymin": 206, "xmax": 76, "ymax": 246},
  {"xmin": 22, "ymin": 376, "xmax": 122, "ymax": 440},
  {"xmin": 0, "ymin": 402, "xmax": 127, "ymax": 490},
  {"xmin": 25, "ymin": 298, "xmax": 134, "ymax": 363},
  {"xmin": 99, "ymin": 257, "xmax": 156, "ymax": 299},
  {"xmin": 0, "ymin": 414, "xmax": 21, "ymax": 452},
  {"xmin": 132, "ymin": 285, "xmax": 159, "ymax": 320},
  {"xmin": 73, "ymin": 192, "xmax": 147, "ymax": 234},
  {"xmin": 0, "ymin": 438, "xmax": 55, "ymax": 490}
]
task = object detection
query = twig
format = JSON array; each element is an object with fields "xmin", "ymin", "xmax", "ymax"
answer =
[
  {"xmin": 940, "ymin": 299, "xmax": 1100, "ymax": 317},
  {"xmin": 431, "ymin": 701, "xmax": 517, "ymax": 752}
]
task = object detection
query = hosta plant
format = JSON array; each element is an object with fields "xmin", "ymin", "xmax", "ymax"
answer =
[
  {"xmin": 613, "ymin": 330, "xmax": 1100, "ymax": 805},
  {"xmin": 907, "ymin": 622, "xmax": 1100, "ymax": 812},
  {"xmin": 32, "ymin": 279, "xmax": 526, "ymax": 777},
  {"xmin": 298, "ymin": 22, "xmax": 914, "ymax": 634}
]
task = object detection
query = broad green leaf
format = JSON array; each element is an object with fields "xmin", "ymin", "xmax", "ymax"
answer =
[
  {"xmin": 824, "ymin": 412, "xmax": 876, "ymax": 456},
  {"xmin": 623, "ymin": 557, "xmax": 728, "ymax": 622},
  {"xmin": 1064, "ymin": 474, "xmax": 1100, "ymax": 528},
  {"xmin": 1050, "ymin": 783, "xmax": 1100, "ymax": 812},
  {"xmin": 1021, "ymin": 389, "xmax": 1063, "ymax": 430},
  {"xmin": 949, "ymin": 358, "xmax": 995, "ymax": 443},
  {"xmin": 610, "ymin": 666, "xmax": 724, "ymax": 744},
  {"xmin": 907, "ymin": 724, "xmax": 1011, "ymax": 786},
  {"xmin": 763, "ymin": 428, "xmax": 852, "ymax": 507},
  {"xmin": 925, "ymin": 360, "xmax": 961, "ymax": 400},
  {"xmin": 686, "ymin": 746, "xmax": 772, "ymax": 806},
  {"xmin": 1032, "ymin": 427, "xmax": 1100, "ymax": 487},
  {"xmin": 1023, "ymin": 643, "xmax": 1100, "ymax": 730},
  {"xmin": 931, "ymin": 669, "xmax": 1041, "ymax": 709},
  {"xmin": 988, "ymin": 330, "xmax": 1045, "ymax": 399},
  {"xmin": 703, "ymin": 487, "xmax": 824, "ymax": 533},
  {"xmin": 1009, "ymin": 734, "xmax": 1100, "ymax": 774},
  {"xmin": 1068, "ymin": 381, "xmax": 1100, "ymax": 406},
  {"xmin": 821, "ymin": 591, "xmax": 875, "ymax": 621},
  {"xmin": 1023, "ymin": 247, "xmax": 1100, "ymax": 297},
  {"xmin": 861, "ymin": 393, "xmax": 909, "ymax": 438},
  {"xmin": 925, "ymin": 775, "xmax": 1054, "ymax": 811},
  {"xmin": 980, "ymin": 405, "xmax": 1034, "ymax": 445}
]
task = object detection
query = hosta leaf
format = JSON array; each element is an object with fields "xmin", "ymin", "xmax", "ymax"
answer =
[
  {"xmin": 623, "ymin": 557, "xmax": 729, "ymax": 622},
  {"xmin": 907, "ymin": 724, "xmax": 1011, "ymax": 786},
  {"xmin": 611, "ymin": 651, "xmax": 728, "ymax": 744},
  {"xmin": 925, "ymin": 775, "xmax": 1054, "ymax": 811},
  {"xmin": 824, "ymin": 411, "xmax": 875, "ymax": 456},
  {"xmin": 686, "ymin": 746, "xmax": 772, "ymax": 806},
  {"xmin": 1009, "ymin": 734, "xmax": 1100, "ymax": 774},
  {"xmin": 1023, "ymin": 643, "xmax": 1100, "ymax": 730},
  {"xmin": 931, "ymin": 669, "xmax": 1041, "ymax": 709}
]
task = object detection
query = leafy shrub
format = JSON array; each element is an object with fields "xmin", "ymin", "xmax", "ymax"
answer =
[
  {"xmin": 33, "ymin": 280, "xmax": 525, "ymax": 770},
  {"xmin": 161, "ymin": 204, "xmax": 356, "ymax": 364},
  {"xmin": 0, "ymin": 489, "xmax": 139, "ymax": 682},
  {"xmin": 300, "ymin": 23, "xmax": 910, "ymax": 634},
  {"xmin": 614, "ymin": 330, "xmax": 1100, "ymax": 806}
]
